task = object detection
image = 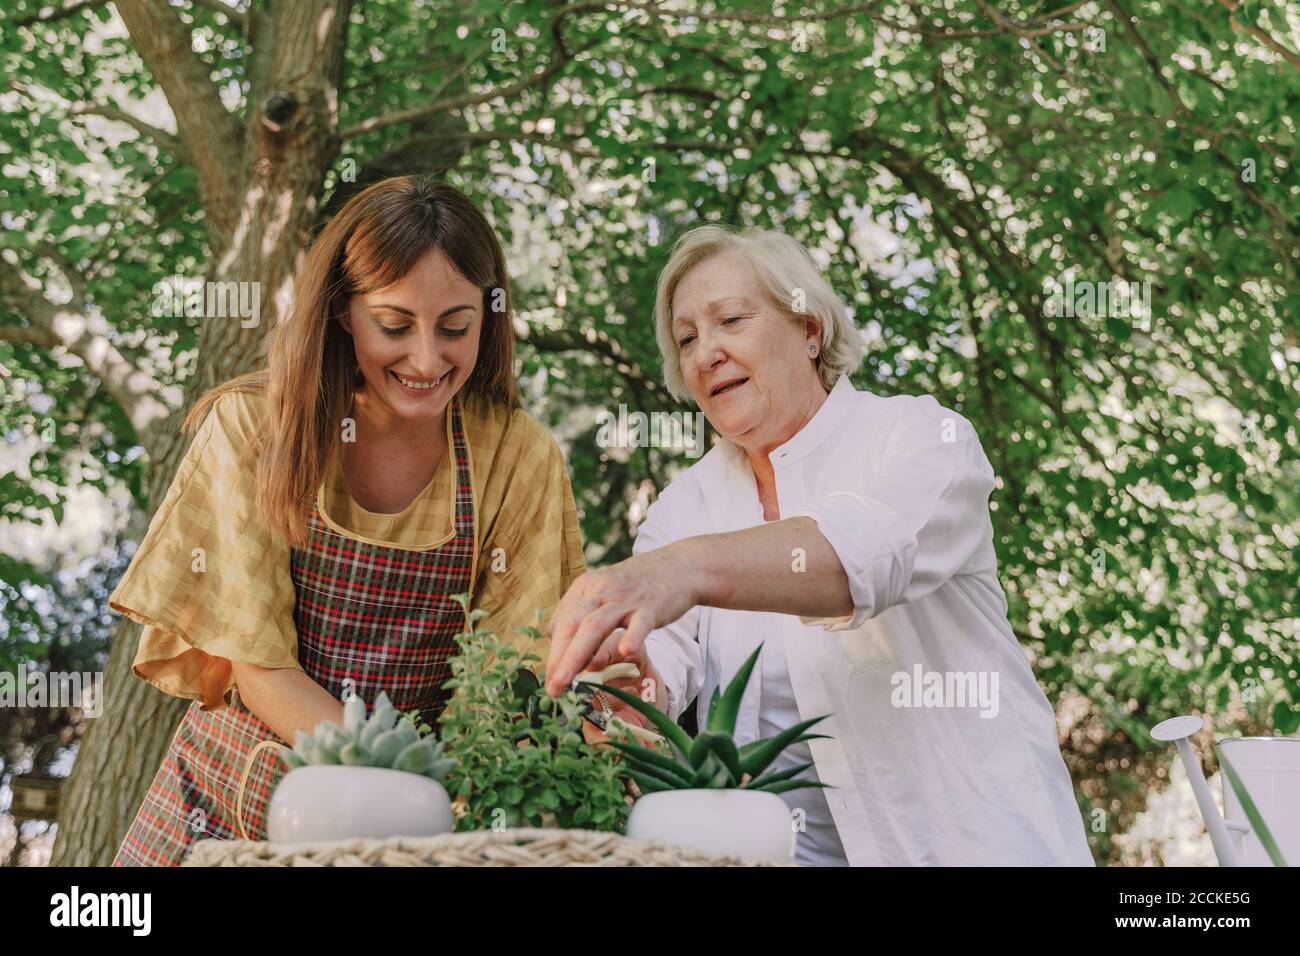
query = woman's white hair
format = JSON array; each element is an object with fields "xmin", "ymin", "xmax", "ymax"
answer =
[{"xmin": 653, "ymin": 224, "xmax": 865, "ymax": 402}]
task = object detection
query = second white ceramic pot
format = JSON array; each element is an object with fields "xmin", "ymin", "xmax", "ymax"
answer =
[{"xmin": 624, "ymin": 788, "xmax": 795, "ymax": 863}]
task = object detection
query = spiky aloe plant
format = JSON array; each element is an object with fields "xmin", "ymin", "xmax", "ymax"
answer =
[
  {"xmin": 590, "ymin": 644, "xmax": 831, "ymax": 795},
  {"xmin": 279, "ymin": 690, "xmax": 456, "ymax": 784}
]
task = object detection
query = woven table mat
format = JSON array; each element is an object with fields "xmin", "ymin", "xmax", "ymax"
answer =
[{"xmin": 182, "ymin": 827, "xmax": 780, "ymax": 866}]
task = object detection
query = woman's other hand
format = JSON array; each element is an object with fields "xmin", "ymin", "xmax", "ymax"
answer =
[{"xmin": 545, "ymin": 544, "xmax": 697, "ymax": 696}]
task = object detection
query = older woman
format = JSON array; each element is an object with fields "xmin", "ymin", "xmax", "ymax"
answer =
[{"xmin": 546, "ymin": 225, "xmax": 1093, "ymax": 866}]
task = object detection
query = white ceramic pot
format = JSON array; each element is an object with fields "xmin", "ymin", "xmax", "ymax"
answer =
[
  {"xmin": 266, "ymin": 765, "xmax": 454, "ymax": 844},
  {"xmin": 1219, "ymin": 736, "xmax": 1300, "ymax": 866},
  {"xmin": 624, "ymin": 789, "xmax": 795, "ymax": 863}
]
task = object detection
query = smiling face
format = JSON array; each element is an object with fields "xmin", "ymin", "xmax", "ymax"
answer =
[
  {"xmin": 672, "ymin": 249, "xmax": 828, "ymax": 454},
  {"xmin": 338, "ymin": 246, "xmax": 483, "ymax": 430}
]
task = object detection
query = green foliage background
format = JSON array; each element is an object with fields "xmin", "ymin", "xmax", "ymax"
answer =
[{"xmin": 1, "ymin": 0, "xmax": 1297, "ymax": 862}]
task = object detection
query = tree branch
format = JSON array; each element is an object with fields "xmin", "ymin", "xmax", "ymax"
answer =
[
  {"xmin": 317, "ymin": 112, "xmax": 470, "ymax": 225},
  {"xmin": 973, "ymin": 0, "xmax": 1067, "ymax": 73},
  {"xmin": 0, "ymin": 325, "xmax": 58, "ymax": 347},
  {"xmin": 0, "ymin": 255, "xmax": 176, "ymax": 455},
  {"xmin": 1105, "ymin": 0, "xmax": 1188, "ymax": 112},
  {"xmin": 187, "ymin": 0, "xmax": 249, "ymax": 36},
  {"xmin": 1217, "ymin": 0, "xmax": 1300, "ymax": 69},
  {"xmin": 514, "ymin": 318, "xmax": 676, "ymax": 407},
  {"xmin": 341, "ymin": 62, "xmax": 569, "ymax": 139},
  {"xmin": 114, "ymin": 0, "xmax": 244, "ymax": 249},
  {"xmin": 613, "ymin": 1, "xmax": 885, "ymax": 25},
  {"xmin": 13, "ymin": 0, "xmax": 108, "ymax": 26},
  {"xmin": 444, "ymin": 128, "xmax": 601, "ymax": 158},
  {"xmin": 340, "ymin": 1, "xmax": 605, "ymax": 139},
  {"xmin": 69, "ymin": 103, "xmax": 190, "ymax": 161}
]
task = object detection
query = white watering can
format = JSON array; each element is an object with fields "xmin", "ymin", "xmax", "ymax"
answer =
[{"xmin": 1152, "ymin": 714, "xmax": 1299, "ymax": 866}]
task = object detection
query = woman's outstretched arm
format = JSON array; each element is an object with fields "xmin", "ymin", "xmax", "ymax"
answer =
[{"xmin": 544, "ymin": 516, "xmax": 851, "ymax": 695}]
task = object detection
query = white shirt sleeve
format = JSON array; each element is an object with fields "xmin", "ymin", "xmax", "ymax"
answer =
[
  {"xmin": 632, "ymin": 492, "xmax": 704, "ymax": 722},
  {"xmin": 789, "ymin": 397, "xmax": 997, "ymax": 631}
]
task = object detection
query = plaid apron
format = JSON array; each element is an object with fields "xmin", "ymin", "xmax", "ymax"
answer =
[{"xmin": 113, "ymin": 400, "xmax": 476, "ymax": 866}]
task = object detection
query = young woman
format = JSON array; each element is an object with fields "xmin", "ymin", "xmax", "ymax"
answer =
[{"xmin": 110, "ymin": 177, "xmax": 586, "ymax": 866}]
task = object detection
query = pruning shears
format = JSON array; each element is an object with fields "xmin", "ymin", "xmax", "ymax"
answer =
[{"xmin": 574, "ymin": 663, "xmax": 665, "ymax": 746}]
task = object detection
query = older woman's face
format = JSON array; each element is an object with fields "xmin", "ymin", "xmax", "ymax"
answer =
[{"xmin": 671, "ymin": 249, "xmax": 823, "ymax": 451}]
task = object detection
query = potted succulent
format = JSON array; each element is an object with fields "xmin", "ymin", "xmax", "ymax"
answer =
[
  {"xmin": 262, "ymin": 690, "xmax": 457, "ymax": 843},
  {"xmin": 591, "ymin": 644, "xmax": 830, "ymax": 864}
]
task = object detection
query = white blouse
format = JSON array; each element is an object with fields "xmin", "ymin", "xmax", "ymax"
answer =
[
  {"xmin": 634, "ymin": 375, "xmax": 1094, "ymax": 866},
  {"xmin": 756, "ymin": 633, "xmax": 849, "ymax": 866}
]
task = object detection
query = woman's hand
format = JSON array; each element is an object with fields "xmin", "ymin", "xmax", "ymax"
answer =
[
  {"xmin": 578, "ymin": 651, "xmax": 668, "ymax": 745},
  {"xmin": 544, "ymin": 518, "xmax": 854, "ymax": 696},
  {"xmin": 544, "ymin": 543, "xmax": 699, "ymax": 696}
]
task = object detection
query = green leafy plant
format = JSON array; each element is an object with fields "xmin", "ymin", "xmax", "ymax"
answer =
[
  {"xmin": 592, "ymin": 644, "xmax": 831, "ymax": 794},
  {"xmin": 279, "ymin": 689, "xmax": 456, "ymax": 785},
  {"xmin": 505, "ymin": 665, "xmax": 589, "ymax": 743},
  {"xmin": 437, "ymin": 597, "xmax": 628, "ymax": 832}
]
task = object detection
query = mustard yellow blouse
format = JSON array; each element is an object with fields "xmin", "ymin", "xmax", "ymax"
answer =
[{"xmin": 108, "ymin": 387, "xmax": 586, "ymax": 710}]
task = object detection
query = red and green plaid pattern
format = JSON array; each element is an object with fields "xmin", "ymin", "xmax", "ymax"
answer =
[{"xmin": 113, "ymin": 401, "xmax": 476, "ymax": 867}]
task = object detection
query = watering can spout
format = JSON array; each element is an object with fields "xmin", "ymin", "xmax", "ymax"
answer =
[{"xmin": 1151, "ymin": 715, "xmax": 1242, "ymax": 867}]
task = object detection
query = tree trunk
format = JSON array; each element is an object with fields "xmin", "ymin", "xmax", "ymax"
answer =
[
  {"xmin": 50, "ymin": 0, "xmax": 353, "ymax": 866},
  {"xmin": 49, "ymin": 422, "xmax": 190, "ymax": 866}
]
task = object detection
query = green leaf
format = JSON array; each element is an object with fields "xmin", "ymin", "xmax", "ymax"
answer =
[
  {"xmin": 707, "ymin": 644, "xmax": 762, "ymax": 735},
  {"xmin": 1159, "ymin": 186, "xmax": 1198, "ymax": 221},
  {"xmin": 626, "ymin": 768, "xmax": 672, "ymax": 794},
  {"xmin": 1272, "ymin": 701, "xmax": 1300, "ymax": 735},
  {"xmin": 618, "ymin": 751, "xmax": 693, "ymax": 789},
  {"xmin": 706, "ymin": 685, "xmax": 721, "ymax": 728},
  {"xmin": 368, "ymin": 728, "xmax": 406, "ymax": 767},
  {"xmin": 608, "ymin": 741, "xmax": 693, "ymax": 784},
  {"xmin": 688, "ymin": 753, "xmax": 732, "ymax": 788},
  {"xmin": 738, "ymin": 716, "xmax": 831, "ymax": 780},
  {"xmin": 592, "ymin": 682, "xmax": 693, "ymax": 755},
  {"xmin": 509, "ymin": 667, "xmax": 540, "ymax": 707},
  {"xmin": 343, "ymin": 694, "xmax": 366, "ymax": 734},
  {"xmin": 740, "ymin": 733, "xmax": 830, "ymax": 760},
  {"xmin": 745, "ymin": 760, "xmax": 814, "ymax": 791},
  {"xmin": 688, "ymin": 731, "xmax": 741, "ymax": 782},
  {"xmin": 754, "ymin": 779, "xmax": 831, "ymax": 796}
]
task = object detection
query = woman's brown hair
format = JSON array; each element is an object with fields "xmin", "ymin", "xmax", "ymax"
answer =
[{"xmin": 184, "ymin": 176, "xmax": 519, "ymax": 548}]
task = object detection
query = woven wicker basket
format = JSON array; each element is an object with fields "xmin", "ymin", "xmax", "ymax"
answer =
[{"xmin": 182, "ymin": 827, "xmax": 782, "ymax": 866}]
